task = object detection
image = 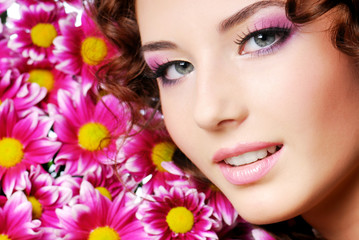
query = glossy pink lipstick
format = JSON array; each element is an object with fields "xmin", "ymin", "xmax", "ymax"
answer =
[{"xmin": 213, "ymin": 142, "xmax": 282, "ymax": 185}]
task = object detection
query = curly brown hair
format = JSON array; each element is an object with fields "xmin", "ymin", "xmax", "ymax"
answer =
[{"xmin": 88, "ymin": 0, "xmax": 359, "ymax": 239}]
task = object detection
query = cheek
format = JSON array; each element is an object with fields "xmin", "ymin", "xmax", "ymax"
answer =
[
  {"xmin": 255, "ymin": 30, "xmax": 359, "ymax": 139},
  {"xmin": 270, "ymin": 44, "xmax": 359, "ymax": 181},
  {"xmin": 160, "ymin": 84, "xmax": 211, "ymax": 171},
  {"xmin": 160, "ymin": 87, "xmax": 194, "ymax": 145},
  {"xmin": 228, "ymin": 36, "xmax": 359, "ymax": 222}
]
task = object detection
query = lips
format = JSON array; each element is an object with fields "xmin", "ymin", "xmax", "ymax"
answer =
[
  {"xmin": 224, "ymin": 145, "xmax": 282, "ymax": 166},
  {"xmin": 213, "ymin": 142, "xmax": 283, "ymax": 185}
]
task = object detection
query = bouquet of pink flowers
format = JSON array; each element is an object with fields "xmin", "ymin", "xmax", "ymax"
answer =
[{"xmin": 0, "ymin": 1, "xmax": 274, "ymax": 239}]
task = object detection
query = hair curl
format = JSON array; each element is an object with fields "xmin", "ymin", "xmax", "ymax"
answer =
[{"xmin": 88, "ymin": 0, "xmax": 359, "ymax": 239}]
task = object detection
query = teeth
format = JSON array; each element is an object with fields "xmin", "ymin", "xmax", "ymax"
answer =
[
  {"xmin": 256, "ymin": 149, "xmax": 267, "ymax": 159},
  {"xmin": 224, "ymin": 146, "xmax": 278, "ymax": 166},
  {"xmin": 268, "ymin": 146, "xmax": 276, "ymax": 154}
]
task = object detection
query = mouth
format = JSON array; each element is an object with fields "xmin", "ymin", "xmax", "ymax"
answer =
[
  {"xmin": 223, "ymin": 145, "xmax": 283, "ymax": 167},
  {"xmin": 215, "ymin": 143, "xmax": 284, "ymax": 185}
]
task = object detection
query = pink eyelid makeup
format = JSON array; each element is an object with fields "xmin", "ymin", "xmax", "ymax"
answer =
[
  {"xmin": 143, "ymin": 11, "xmax": 296, "ymax": 74},
  {"xmin": 236, "ymin": 13, "xmax": 295, "ymax": 55},
  {"xmin": 144, "ymin": 55, "xmax": 170, "ymax": 72},
  {"xmin": 249, "ymin": 14, "xmax": 293, "ymax": 31}
]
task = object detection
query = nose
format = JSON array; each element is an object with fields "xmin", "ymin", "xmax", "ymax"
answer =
[{"xmin": 193, "ymin": 62, "xmax": 249, "ymax": 131}]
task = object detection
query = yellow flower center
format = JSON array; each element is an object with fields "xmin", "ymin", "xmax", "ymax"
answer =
[
  {"xmin": 0, "ymin": 138, "xmax": 24, "ymax": 168},
  {"xmin": 78, "ymin": 122, "xmax": 110, "ymax": 151},
  {"xmin": 151, "ymin": 142, "xmax": 176, "ymax": 172},
  {"xmin": 88, "ymin": 226, "xmax": 120, "ymax": 240},
  {"xmin": 81, "ymin": 37, "xmax": 108, "ymax": 66},
  {"xmin": 166, "ymin": 206, "xmax": 194, "ymax": 234},
  {"xmin": 28, "ymin": 69, "xmax": 55, "ymax": 91},
  {"xmin": 96, "ymin": 187, "xmax": 112, "ymax": 201},
  {"xmin": 30, "ymin": 23, "xmax": 57, "ymax": 48},
  {"xmin": 0, "ymin": 234, "xmax": 11, "ymax": 240},
  {"xmin": 27, "ymin": 196, "xmax": 43, "ymax": 219}
]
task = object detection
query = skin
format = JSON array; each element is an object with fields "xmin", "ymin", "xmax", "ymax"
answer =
[{"xmin": 136, "ymin": 0, "xmax": 359, "ymax": 238}]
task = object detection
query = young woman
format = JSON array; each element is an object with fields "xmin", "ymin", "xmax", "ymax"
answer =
[{"xmin": 89, "ymin": 0, "xmax": 359, "ymax": 239}]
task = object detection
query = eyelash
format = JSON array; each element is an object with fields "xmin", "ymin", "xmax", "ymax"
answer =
[
  {"xmin": 235, "ymin": 24, "xmax": 293, "ymax": 56},
  {"xmin": 151, "ymin": 24, "xmax": 294, "ymax": 86},
  {"xmin": 151, "ymin": 61, "xmax": 183, "ymax": 86}
]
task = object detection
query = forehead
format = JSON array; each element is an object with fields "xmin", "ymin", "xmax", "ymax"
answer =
[{"xmin": 135, "ymin": 0, "xmax": 286, "ymax": 42}]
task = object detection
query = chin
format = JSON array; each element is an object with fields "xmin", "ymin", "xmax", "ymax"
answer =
[
  {"xmin": 240, "ymin": 211, "xmax": 295, "ymax": 226},
  {"xmin": 230, "ymin": 198, "xmax": 301, "ymax": 225}
]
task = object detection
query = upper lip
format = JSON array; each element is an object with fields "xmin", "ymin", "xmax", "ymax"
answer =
[{"xmin": 212, "ymin": 142, "xmax": 281, "ymax": 163}]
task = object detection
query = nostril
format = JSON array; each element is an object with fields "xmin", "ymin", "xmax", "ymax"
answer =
[
  {"xmin": 217, "ymin": 116, "xmax": 248, "ymax": 129},
  {"xmin": 217, "ymin": 119, "xmax": 237, "ymax": 127},
  {"xmin": 194, "ymin": 105, "xmax": 248, "ymax": 131}
]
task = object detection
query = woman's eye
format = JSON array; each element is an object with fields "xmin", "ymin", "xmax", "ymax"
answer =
[
  {"xmin": 163, "ymin": 61, "xmax": 194, "ymax": 81},
  {"xmin": 238, "ymin": 28, "xmax": 291, "ymax": 55}
]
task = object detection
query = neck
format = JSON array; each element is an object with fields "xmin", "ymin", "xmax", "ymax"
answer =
[{"xmin": 302, "ymin": 167, "xmax": 359, "ymax": 240}]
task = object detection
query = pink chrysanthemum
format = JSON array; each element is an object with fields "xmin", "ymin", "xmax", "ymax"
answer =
[
  {"xmin": 62, "ymin": 0, "xmax": 83, "ymax": 8},
  {"xmin": 251, "ymin": 228, "xmax": 276, "ymax": 240},
  {"xmin": 122, "ymin": 123, "xmax": 184, "ymax": 194},
  {"xmin": 0, "ymin": 23, "xmax": 25, "ymax": 74},
  {"xmin": 24, "ymin": 165, "xmax": 72, "ymax": 230},
  {"xmin": 0, "ymin": 100, "xmax": 61, "ymax": 197},
  {"xmin": 56, "ymin": 180, "xmax": 148, "ymax": 239},
  {"xmin": 0, "ymin": 191, "xmax": 42, "ymax": 240},
  {"xmin": 8, "ymin": 2, "xmax": 66, "ymax": 63},
  {"xmin": 53, "ymin": 89, "xmax": 129, "ymax": 175},
  {"xmin": 214, "ymin": 220, "xmax": 265, "ymax": 240},
  {"xmin": 0, "ymin": 195, "xmax": 6, "ymax": 207},
  {"xmin": 0, "ymin": 45, "xmax": 26, "ymax": 75},
  {"xmin": 23, "ymin": 61, "xmax": 80, "ymax": 106},
  {"xmin": 137, "ymin": 185, "xmax": 218, "ymax": 240},
  {"xmin": 16, "ymin": 0, "xmax": 82, "ymax": 8},
  {"xmin": 191, "ymin": 180, "xmax": 239, "ymax": 230},
  {"xmin": 163, "ymin": 163, "xmax": 241, "ymax": 233},
  {"xmin": 53, "ymin": 12, "xmax": 117, "ymax": 91},
  {"xmin": 208, "ymin": 188, "xmax": 239, "ymax": 230},
  {"xmin": 0, "ymin": 70, "xmax": 47, "ymax": 116},
  {"xmin": 83, "ymin": 166, "xmax": 136, "ymax": 201},
  {"xmin": 54, "ymin": 173, "xmax": 82, "ymax": 201},
  {"xmin": 0, "ymin": 0, "xmax": 14, "ymax": 13}
]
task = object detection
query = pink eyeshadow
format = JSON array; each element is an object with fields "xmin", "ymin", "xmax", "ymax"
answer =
[
  {"xmin": 144, "ymin": 55, "xmax": 168, "ymax": 71},
  {"xmin": 251, "ymin": 14, "xmax": 293, "ymax": 30}
]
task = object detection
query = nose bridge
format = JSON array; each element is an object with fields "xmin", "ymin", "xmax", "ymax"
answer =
[{"xmin": 193, "ymin": 56, "xmax": 248, "ymax": 130}]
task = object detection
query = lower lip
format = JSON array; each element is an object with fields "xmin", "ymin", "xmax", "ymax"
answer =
[{"xmin": 218, "ymin": 148, "xmax": 282, "ymax": 185}]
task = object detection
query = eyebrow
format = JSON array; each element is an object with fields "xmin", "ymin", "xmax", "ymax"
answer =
[
  {"xmin": 141, "ymin": 41, "xmax": 177, "ymax": 52},
  {"xmin": 141, "ymin": 0, "xmax": 285, "ymax": 53},
  {"xmin": 219, "ymin": 0, "xmax": 285, "ymax": 32}
]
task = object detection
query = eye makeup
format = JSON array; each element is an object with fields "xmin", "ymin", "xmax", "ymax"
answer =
[
  {"xmin": 143, "ymin": 10, "xmax": 296, "ymax": 86},
  {"xmin": 147, "ymin": 59, "xmax": 194, "ymax": 86},
  {"xmin": 249, "ymin": 14, "xmax": 293, "ymax": 32},
  {"xmin": 144, "ymin": 51, "xmax": 194, "ymax": 86},
  {"xmin": 144, "ymin": 55, "xmax": 169, "ymax": 72},
  {"xmin": 235, "ymin": 14, "xmax": 296, "ymax": 56}
]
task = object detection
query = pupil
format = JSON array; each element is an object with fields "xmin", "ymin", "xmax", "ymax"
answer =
[
  {"xmin": 175, "ymin": 62, "xmax": 193, "ymax": 74},
  {"xmin": 254, "ymin": 33, "xmax": 276, "ymax": 47}
]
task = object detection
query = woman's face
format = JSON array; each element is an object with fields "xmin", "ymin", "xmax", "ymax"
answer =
[{"xmin": 137, "ymin": 0, "xmax": 359, "ymax": 224}]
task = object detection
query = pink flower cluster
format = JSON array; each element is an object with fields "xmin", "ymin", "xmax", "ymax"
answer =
[{"xmin": 0, "ymin": 1, "xmax": 275, "ymax": 239}]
